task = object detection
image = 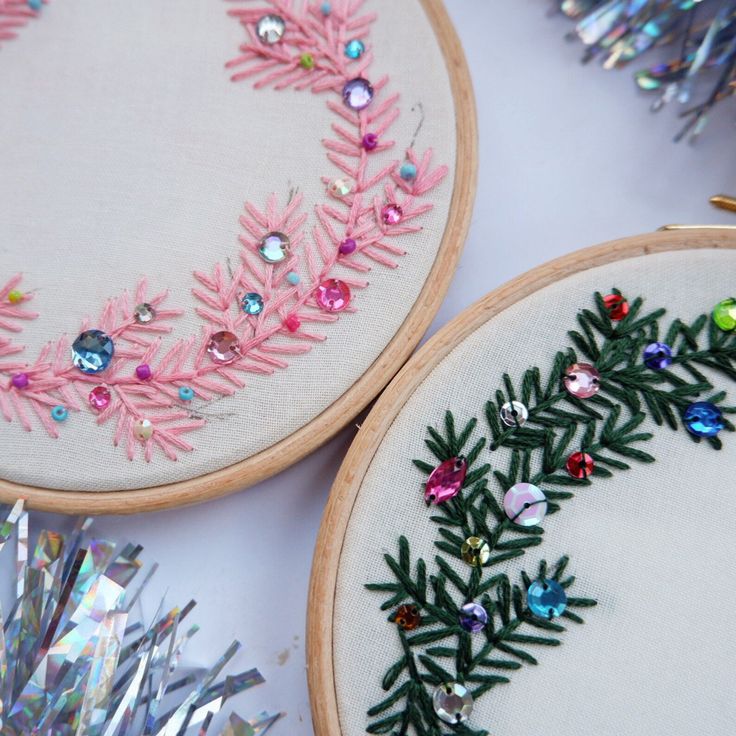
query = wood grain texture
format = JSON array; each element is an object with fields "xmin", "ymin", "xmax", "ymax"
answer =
[
  {"xmin": 306, "ymin": 228, "xmax": 736, "ymax": 736},
  {"xmin": 0, "ymin": 0, "xmax": 478, "ymax": 515}
]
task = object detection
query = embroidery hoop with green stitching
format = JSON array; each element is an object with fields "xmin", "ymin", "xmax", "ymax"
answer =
[{"xmin": 307, "ymin": 227, "xmax": 736, "ymax": 736}]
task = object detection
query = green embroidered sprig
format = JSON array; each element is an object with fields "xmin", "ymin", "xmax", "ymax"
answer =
[{"xmin": 365, "ymin": 291, "xmax": 736, "ymax": 735}]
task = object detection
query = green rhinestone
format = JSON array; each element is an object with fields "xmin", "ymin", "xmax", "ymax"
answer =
[
  {"xmin": 300, "ymin": 53, "xmax": 314, "ymax": 70},
  {"xmin": 713, "ymin": 298, "xmax": 736, "ymax": 332}
]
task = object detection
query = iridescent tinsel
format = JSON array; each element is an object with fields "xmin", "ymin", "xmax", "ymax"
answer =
[
  {"xmin": 552, "ymin": 0, "xmax": 736, "ymax": 141},
  {"xmin": 0, "ymin": 501, "xmax": 282, "ymax": 736}
]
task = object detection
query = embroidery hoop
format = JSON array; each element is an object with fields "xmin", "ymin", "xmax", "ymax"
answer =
[
  {"xmin": 307, "ymin": 227, "xmax": 736, "ymax": 735},
  {"xmin": 0, "ymin": 0, "xmax": 476, "ymax": 514}
]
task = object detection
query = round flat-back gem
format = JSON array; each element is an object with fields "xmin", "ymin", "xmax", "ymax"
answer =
[
  {"xmin": 256, "ymin": 14, "xmax": 285, "ymax": 44},
  {"xmin": 133, "ymin": 303, "xmax": 156, "ymax": 324},
  {"xmin": 603, "ymin": 293, "xmax": 629, "ymax": 320},
  {"xmin": 11, "ymin": 373, "xmax": 29, "ymax": 389},
  {"xmin": 500, "ymin": 400, "xmax": 529, "ymax": 427},
  {"xmin": 342, "ymin": 77, "xmax": 374, "ymax": 110},
  {"xmin": 394, "ymin": 604, "xmax": 421, "ymax": 631},
  {"xmin": 459, "ymin": 602, "xmax": 488, "ymax": 633},
  {"xmin": 133, "ymin": 419, "xmax": 154, "ymax": 442},
  {"xmin": 207, "ymin": 331, "xmax": 241, "ymax": 365},
  {"xmin": 424, "ymin": 457, "xmax": 467, "ymax": 505},
  {"xmin": 643, "ymin": 341, "xmax": 673, "ymax": 370},
  {"xmin": 329, "ymin": 178, "xmax": 353, "ymax": 197},
  {"xmin": 503, "ymin": 482, "xmax": 547, "ymax": 526},
  {"xmin": 258, "ymin": 231, "xmax": 290, "ymax": 263},
  {"xmin": 528, "ymin": 579, "xmax": 567, "ymax": 619},
  {"xmin": 72, "ymin": 330, "xmax": 115, "ymax": 374},
  {"xmin": 461, "ymin": 536, "xmax": 490, "ymax": 566},
  {"xmin": 242, "ymin": 292, "xmax": 264, "ymax": 315},
  {"xmin": 566, "ymin": 451, "xmax": 594, "ymax": 479},
  {"xmin": 345, "ymin": 38, "xmax": 365, "ymax": 58},
  {"xmin": 713, "ymin": 298, "xmax": 736, "ymax": 332},
  {"xmin": 563, "ymin": 362, "xmax": 600, "ymax": 399},
  {"xmin": 316, "ymin": 279, "xmax": 351, "ymax": 312},
  {"xmin": 89, "ymin": 386, "xmax": 111, "ymax": 411},
  {"xmin": 433, "ymin": 683, "xmax": 473, "ymax": 724},
  {"xmin": 683, "ymin": 401, "xmax": 723, "ymax": 438},
  {"xmin": 381, "ymin": 204, "xmax": 403, "ymax": 225}
]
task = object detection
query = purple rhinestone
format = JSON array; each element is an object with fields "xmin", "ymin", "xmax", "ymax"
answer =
[
  {"xmin": 135, "ymin": 364, "xmax": 153, "ymax": 381},
  {"xmin": 459, "ymin": 602, "xmax": 488, "ymax": 633},
  {"xmin": 643, "ymin": 342, "xmax": 673, "ymax": 371},
  {"xmin": 362, "ymin": 133, "xmax": 378, "ymax": 150},
  {"xmin": 11, "ymin": 373, "xmax": 29, "ymax": 389},
  {"xmin": 339, "ymin": 238, "xmax": 357, "ymax": 255},
  {"xmin": 342, "ymin": 77, "xmax": 374, "ymax": 110}
]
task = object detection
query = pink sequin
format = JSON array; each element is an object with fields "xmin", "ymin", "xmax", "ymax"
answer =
[
  {"xmin": 315, "ymin": 279, "xmax": 351, "ymax": 312},
  {"xmin": 424, "ymin": 457, "xmax": 467, "ymax": 505}
]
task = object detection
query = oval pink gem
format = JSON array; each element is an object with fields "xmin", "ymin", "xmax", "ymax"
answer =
[
  {"xmin": 424, "ymin": 457, "xmax": 467, "ymax": 505},
  {"xmin": 316, "ymin": 279, "xmax": 351, "ymax": 312},
  {"xmin": 89, "ymin": 385, "xmax": 112, "ymax": 411},
  {"xmin": 563, "ymin": 362, "xmax": 601, "ymax": 399}
]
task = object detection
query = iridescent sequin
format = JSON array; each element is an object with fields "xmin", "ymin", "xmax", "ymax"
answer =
[
  {"xmin": 133, "ymin": 418, "xmax": 154, "ymax": 441},
  {"xmin": 342, "ymin": 77, "xmax": 374, "ymax": 110},
  {"xmin": 643, "ymin": 342, "xmax": 673, "ymax": 370},
  {"xmin": 256, "ymin": 14, "xmax": 285, "ymax": 44},
  {"xmin": 207, "ymin": 331, "xmax": 241, "ymax": 365},
  {"xmin": 328, "ymin": 178, "xmax": 353, "ymax": 197},
  {"xmin": 503, "ymin": 482, "xmax": 547, "ymax": 526},
  {"xmin": 461, "ymin": 536, "xmax": 490, "ymax": 566},
  {"xmin": 424, "ymin": 457, "xmax": 467, "ymax": 505},
  {"xmin": 258, "ymin": 231, "xmax": 290, "ymax": 263},
  {"xmin": 683, "ymin": 401, "xmax": 723, "ymax": 438},
  {"xmin": 459, "ymin": 602, "xmax": 487, "ymax": 633},
  {"xmin": 433, "ymin": 683, "xmax": 473, "ymax": 724},
  {"xmin": 527, "ymin": 579, "xmax": 567, "ymax": 619},
  {"xmin": 500, "ymin": 400, "xmax": 529, "ymax": 427},
  {"xmin": 563, "ymin": 362, "xmax": 600, "ymax": 399},
  {"xmin": 72, "ymin": 330, "xmax": 115, "ymax": 374},
  {"xmin": 603, "ymin": 293, "xmax": 629, "ymax": 320}
]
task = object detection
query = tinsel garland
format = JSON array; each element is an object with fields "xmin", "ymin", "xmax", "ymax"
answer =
[
  {"xmin": 0, "ymin": 501, "xmax": 282, "ymax": 735},
  {"xmin": 552, "ymin": 0, "xmax": 736, "ymax": 142}
]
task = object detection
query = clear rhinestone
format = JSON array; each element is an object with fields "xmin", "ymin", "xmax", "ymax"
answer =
[
  {"xmin": 433, "ymin": 682, "xmax": 473, "ymax": 724},
  {"xmin": 256, "ymin": 14, "xmax": 285, "ymax": 44},
  {"xmin": 258, "ymin": 231, "xmax": 290, "ymax": 264},
  {"xmin": 133, "ymin": 303, "xmax": 156, "ymax": 324}
]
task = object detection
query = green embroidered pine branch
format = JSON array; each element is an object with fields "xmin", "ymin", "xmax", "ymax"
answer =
[{"xmin": 365, "ymin": 290, "xmax": 736, "ymax": 735}]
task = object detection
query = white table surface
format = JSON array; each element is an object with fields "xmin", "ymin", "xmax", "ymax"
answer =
[{"xmin": 31, "ymin": 1, "xmax": 736, "ymax": 732}]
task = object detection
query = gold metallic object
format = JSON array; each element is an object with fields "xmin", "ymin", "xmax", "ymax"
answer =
[
  {"xmin": 461, "ymin": 536, "xmax": 490, "ymax": 566},
  {"xmin": 658, "ymin": 224, "xmax": 736, "ymax": 231},
  {"xmin": 710, "ymin": 194, "xmax": 736, "ymax": 214}
]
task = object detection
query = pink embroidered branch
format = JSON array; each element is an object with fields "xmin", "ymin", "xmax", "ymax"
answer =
[
  {"xmin": 0, "ymin": 0, "xmax": 45, "ymax": 46},
  {"xmin": 0, "ymin": 274, "xmax": 38, "ymax": 333}
]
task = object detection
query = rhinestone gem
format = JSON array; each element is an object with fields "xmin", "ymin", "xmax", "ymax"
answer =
[
  {"xmin": 72, "ymin": 329, "xmax": 115, "ymax": 374},
  {"xmin": 51, "ymin": 406, "xmax": 68, "ymax": 422},
  {"xmin": 566, "ymin": 451, "xmax": 594, "ymax": 479},
  {"xmin": 528, "ymin": 579, "xmax": 567, "ymax": 619},
  {"xmin": 345, "ymin": 38, "xmax": 365, "ymax": 58},
  {"xmin": 133, "ymin": 303, "xmax": 156, "ymax": 324},
  {"xmin": 683, "ymin": 401, "xmax": 723, "ymax": 438},
  {"xmin": 207, "ymin": 331, "xmax": 241, "ymax": 365},
  {"xmin": 7, "ymin": 290, "xmax": 23, "ymax": 304},
  {"xmin": 256, "ymin": 14, "xmax": 285, "ymax": 44},
  {"xmin": 394, "ymin": 604, "xmax": 421, "ymax": 631},
  {"xmin": 11, "ymin": 373, "xmax": 29, "ymax": 389},
  {"xmin": 362, "ymin": 132, "xmax": 378, "ymax": 150},
  {"xmin": 135, "ymin": 364, "xmax": 152, "ymax": 381},
  {"xmin": 133, "ymin": 418, "xmax": 154, "ymax": 442},
  {"xmin": 381, "ymin": 204, "xmax": 403, "ymax": 225},
  {"xmin": 258, "ymin": 231, "xmax": 290, "ymax": 263},
  {"xmin": 400, "ymin": 162, "xmax": 417, "ymax": 181},
  {"xmin": 425, "ymin": 457, "xmax": 467, "ymax": 505},
  {"xmin": 178, "ymin": 386, "xmax": 194, "ymax": 401},
  {"xmin": 563, "ymin": 362, "xmax": 600, "ymax": 399},
  {"xmin": 241, "ymin": 292, "xmax": 264, "ymax": 315},
  {"xmin": 89, "ymin": 386, "xmax": 111, "ymax": 411},
  {"xmin": 316, "ymin": 279, "xmax": 351, "ymax": 312},
  {"xmin": 338, "ymin": 238, "xmax": 357, "ymax": 255},
  {"xmin": 503, "ymin": 482, "xmax": 547, "ymax": 526},
  {"xmin": 342, "ymin": 77, "xmax": 374, "ymax": 110},
  {"xmin": 643, "ymin": 341, "xmax": 673, "ymax": 370},
  {"xmin": 713, "ymin": 298, "xmax": 736, "ymax": 332},
  {"xmin": 500, "ymin": 400, "xmax": 529, "ymax": 427},
  {"xmin": 603, "ymin": 293, "xmax": 629, "ymax": 320},
  {"xmin": 461, "ymin": 536, "xmax": 490, "ymax": 566},
  {"xmin": 433, "ymin": 683, "xmax": 473, "ymax": 725},
  {"xmin": 459, "ymin": 602, "xmax": 488, "ymax": 633},
  {"xmin": 328, "ymin": 178, "xmax": 352, "ymax": 197}
]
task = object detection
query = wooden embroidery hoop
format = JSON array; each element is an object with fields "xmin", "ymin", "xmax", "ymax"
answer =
[
  {"xmin": 306, "ymin": 226, "xmax": 736, "ymax": 736},
  {"xmin": 0, "ymin": 0, "xmax": 476, "ymax": 515}
]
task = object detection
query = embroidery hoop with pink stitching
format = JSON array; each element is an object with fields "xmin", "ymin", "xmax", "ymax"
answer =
[{"xmin": 0, "ymin": 0, "xmax": 475, "ymax": 513}]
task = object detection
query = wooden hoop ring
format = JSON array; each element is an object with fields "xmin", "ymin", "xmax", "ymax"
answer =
[
  {"xmin": 306, "ymin": 228, "xmax": 736, "ymax": 735},
  {"xmin": 0, "ymin": 0, "xmax": 477, "ymax": 514}
]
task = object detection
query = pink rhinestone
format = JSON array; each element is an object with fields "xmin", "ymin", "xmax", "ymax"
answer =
[
  {"xmin": 424, "ymin": 457, "xmax": 467, "ymax": 505},
  {"xmin": 339, "ymin": 238, "xmax": 357, "ymax": 255},
  {"xmin": 207, "ymin": 331, "xmax": 241, "ymax": 365},
  {"xmin": 11, "ymin": 373, "xmax": 29, "ymax": 390},
  {"xmin": 362, "ymin": 133, "xmax": 378, "ymax": 151},
  {"xmin": 89, "ymin": 385, "xmax": 112, "ymax": 411},
  {"xmin": 563, "ymin": 363, "xmax": 601, "ymax": 399},
  {"xmin": 381, "ymin": 204, "xmax": 403, "ymax": 225},
  {"xmin": 315, "ymin": 279, "xmax": 351, "ymax": 312},
  {"xmin": 135, "ymin": 363, "xmax": 152, "ymax": 381},
  {"xmin": 284, "ymin": 315, "xmax": 301, "ymax": 332}
]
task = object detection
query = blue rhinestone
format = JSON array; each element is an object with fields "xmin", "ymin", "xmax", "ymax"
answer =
[
  {"xmin": 643, "ymin": 341, "xmax": 673, "ymax": 370},
  {"xmin": 400, "ymin": 162, "xmax": 417, "ymax": 181},
  {"xmin": 241, "ymin": 292, "xmax": 264, "ymax": 315},
  {"xmin": 51, "ymin": 406, "xmax": 68, "ymax": 422},
  {"xmin": 527, "ymin": 579, "xmax": 567, "ymax": 619},
  {"xmin": 320, "ymin": 1, "xmax": 331, "ymax": 15},
  {"xmin": 71, "ymin": 329, "xmax": 114, "ymax": 374},
  {"xmin": 345, "ymin": 39, "xmax": 365, "ymax": 59},
  {"xmin": 178, "ymin": 386, "xmax": 194, "ymax": 401},
  {"xmin": 287, "ymin": 271, "xmax": 300, "ymax": 285},
  {"xmin": 683, "ymin": 401, "xmax": 723, "ymax": 438}
]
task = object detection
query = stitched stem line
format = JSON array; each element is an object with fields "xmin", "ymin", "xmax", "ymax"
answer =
[
  {"xmin": 366, "ymin": 290, "xmax": 736, "ymax": 735},
  {"xmin": 0, "ymin": 0, "xmax": 45, "ymax": 46}
]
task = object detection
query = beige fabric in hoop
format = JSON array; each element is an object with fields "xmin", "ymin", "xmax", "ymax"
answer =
[
  {"xmin": 0, "ymin": 0, "xmax": 456, "ymax": 491},
  {"xmin": 333, "ymin": 249, "xmax": 736, "ymax": 736}
]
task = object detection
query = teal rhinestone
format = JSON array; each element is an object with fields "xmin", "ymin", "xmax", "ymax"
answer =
[
  {"xmin": 51, "ymin": 406, "xmax": 68, "ymax": 422},
  {"xmin": 345, "ymin": 39, "xmax": 365, "ymax": 59},
  {"xmin": 241, "ymin": 292, "xmax": 264, "ymax": 315},
  {"xmin": 528, "ymin": 579, "xmax": 567, "ymax": 619},
  {"xmin": 178, "ymin": 387, "xmax": 194, "ymax": 401}
]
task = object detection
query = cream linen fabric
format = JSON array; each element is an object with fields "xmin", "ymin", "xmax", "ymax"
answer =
[
  {"xmin": 0, "ymin": 0, "xmax": 456, "ymax": 491},
  {"xmin": 333, "ymin": 248, "xmax": 736, "ymax": 736}
]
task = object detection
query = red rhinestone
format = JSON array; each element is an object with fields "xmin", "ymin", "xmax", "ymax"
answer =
[
  {"xmin": 284, "ymin": 315, "xmax": 301, "ymax": 332},
  {"xmin": 566, "ymin": 451, "xmax": 595, "ymax": 479},
  {"xmin": 603, "ymin": 294, "xmax": 629, "ymax": 321}
]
